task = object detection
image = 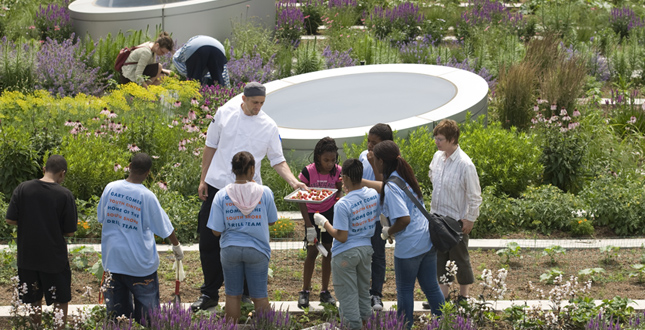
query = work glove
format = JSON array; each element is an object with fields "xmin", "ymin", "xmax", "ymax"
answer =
[
  {"xmin": 172, "ymin": 243, "xmax": 184, "ymax": 261},
  {"xmin": 306, "ymin": 226, "xmax": 317, "ymax": 244},
  {"xmin": 381, "ymin": 226, "xmax": 392, "ymax": 241},
  {"xmin": 313, "ymin": 213, "xmax": 328, "ymax": 230}
]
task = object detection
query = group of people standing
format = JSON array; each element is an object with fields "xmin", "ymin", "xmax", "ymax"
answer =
[{"xmin": 5, "ymin": 78, "xmax": 482, "ymax": 330}]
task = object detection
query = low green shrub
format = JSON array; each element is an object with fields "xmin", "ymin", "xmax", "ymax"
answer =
[
  {"xmin": 0, "ymin": 128, "xmax": 41, "ymax": 199},
  {"xmin": 270, "ymin": 217, "xmax": 296, "ymax": 239},
  {"xmin": 59, "ymin": 134, "xmax": 130, "ymax": 201},
  {"xmin": 516, "ymin": 185, "xmax": 586, "ymax": 235},
  {"xmin": 151, "ymin": 186, "xmax": 201, "ymax": 243},
  {"xmin": 579, "ymin": 175, "xmax": 645, "ymax": 236},
  {"xmin": 471, "ymin": 186, "xmax": 520, "ymax": 238},
  {"xmin": 461, "ymin": 118, "xmax": 543, "ymax": 198}
]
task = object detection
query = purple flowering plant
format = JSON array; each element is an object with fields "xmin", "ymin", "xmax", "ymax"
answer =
[
  {"xmin": 609, "ymin": 7, "xmax": 644, "ymax": 41},
  {"xmin": 368, "ymin": 2, "xmax": 425, "ymax": 43},
  {"xmin": 226, "ymin": 47, "xmax": 278, "ymax": 86},
  {"xmin": 531, "ymin": 100, "xmax": 586, "ymax": 193},
  {"xmin": 34, "ymin": 1, "xmax": 74, "ymax": 42},
  {"xmin": 35, "ymin": 35, "xmax": 112, "ymax": 97},
  {"xmin": 276, "ymin": 0, "xmax": 304, "ymax": 47}
]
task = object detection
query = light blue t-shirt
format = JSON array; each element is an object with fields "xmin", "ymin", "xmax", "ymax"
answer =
[
  {"xmin": 382, "ymin": 171, "xmax": 432, "ymax": 259},
  {"xmin": 332, "ymin": 187, "xmax": 379, "ymax": 255},
  {"xmin": 359, "ymin": 150, "xmax": 375, "ymax": 180},
  {"xmin": 207, "ymin": 186, "xmax": 278, "ymax": 259},
  {"xmin": 97, "ymin": 180, "xmax": 174, "ymax": 277},
  {"xmin": 173, "ymin": 35, "xmax": 226, "ymax": 77}
]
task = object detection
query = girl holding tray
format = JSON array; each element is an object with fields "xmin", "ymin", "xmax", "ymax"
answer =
[{"xmin": 297, "ymin": 137, "xmax": 343, "ymax": 309}]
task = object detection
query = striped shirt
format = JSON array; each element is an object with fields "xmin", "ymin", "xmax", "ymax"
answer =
[{"xmin": 428, "ymin": 146, "xmax": 482, "ymax": 222}]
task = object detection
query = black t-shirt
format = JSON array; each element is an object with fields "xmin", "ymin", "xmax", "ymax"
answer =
[{"xmin": 6, "ymin": 179, "xmax": 77, "ymax": 273}]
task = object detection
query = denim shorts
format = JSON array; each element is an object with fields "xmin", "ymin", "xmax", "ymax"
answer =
[{"xmin": 220, "ymin": 246, "xmax": 269, "ymax": 298}]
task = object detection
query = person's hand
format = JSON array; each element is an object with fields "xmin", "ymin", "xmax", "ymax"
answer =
[
  {"xmin": 306, "ymin": 226, "xmax": 317, "ymax": 244},
  {"xmin": 367, "ymin": 151, "xmax": 375, "ymax": 166},
  {"xmin": 172, "ymin": 244, "xmax": 184, "ymax": 261},
  {"xmin": 292, "ymin": 181, "xmax": 308, "ymax": 191},
  {"xmin": 381, "ymin": 226, "xmax": 392, "ymax": 241},
  {"xmin": 313, "ymin": 213, "xmax": 328, "ymax": 229},
  {"xmin": 198, "ymin": 181, "xmax": 208, "ymax": 201},
  {"xmin": 461, "ymin": 219, "xmax": 475, "ymax": 235}
]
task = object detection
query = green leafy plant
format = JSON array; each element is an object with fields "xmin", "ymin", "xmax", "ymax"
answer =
[
  {"xmin": 542, "ymin": 245, "xmax": 566, "ymax": 265},
  {"xmin": 68, "ymin": 245, "xmax": 97, "ymax": 271},
  {"xmin": 578, "ymin": 267, "xmax": 606, "ymax": 283},
  {"xmin": 539, "ymin": 268, "xmax": 564, "ymax": 284},
  {"xmin": 516, "ymin": 185, "xmax": 585, "ymax": 235},
  {"xmin": 496, "ymin": 242, "xmax": 522, "ymax": 265},
  {"xmin": 460, "ymin": 117, "xmax": 543, "ymax": 198},
  {"xmin": 600, "ymin": 245, "xmax": 620, "ymax": 265},
  {"xmin": 629, "ymin": 264, "xmax": 645, "ymax": 283}
]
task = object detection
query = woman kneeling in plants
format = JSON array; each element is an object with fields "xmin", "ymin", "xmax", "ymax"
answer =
[
  {"xmin": 373, "ymin": 141, "xmax": 444, "ymax": 329},
  {"xmin": 207, "ymin": 151, "xmax": 278, "ymax": 323}
]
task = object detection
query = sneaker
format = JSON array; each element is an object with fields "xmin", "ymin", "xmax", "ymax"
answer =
[
  {"xmin": 298, "ymin": 290, "xmax": 310, "ymax": 309},
  {"xmin": 319, "ymin": 290, "xmax": 336, "ymax": 305},
  {"xmin": 422, "ymin": 300, "xmax": 431, "ymax": 310},
  {"xmin": 371, "ymin": 295, "xmax": 383, "ymax": 311},
  {"xmin": 191, "ymin": 295, "xmax": 218, "ymax": 312}
]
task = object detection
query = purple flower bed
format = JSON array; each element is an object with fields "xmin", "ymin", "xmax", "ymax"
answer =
[
  {"xmin": 226, "ymin": 47, "xmax": 278, "ymax": 86},
  {"xmin": 276, "ymin": 0, "xmax": 304, "ymax": 46},
  {"xmin": 36, "ymin": 35, "xmax": 111, "ymax": 97},
  {"xmin": 34, "ymin": 1, "xmax": 74, "ymax": 42},
  {"xmin": 322, "ymin": 46, "xmax": 357, "ymax": 69},
  {"xmin": 610, "ymin": 7, "xmax": 644, "ymax": 40}
]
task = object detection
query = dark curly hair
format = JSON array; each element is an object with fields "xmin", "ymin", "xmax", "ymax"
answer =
[
  {"xmin": 313, "ymin": 137, "xmax": 339, "ymax": 176},
  {"xmin": 231, "ymin": 151, "xmax": 255, "ymax": 176}
]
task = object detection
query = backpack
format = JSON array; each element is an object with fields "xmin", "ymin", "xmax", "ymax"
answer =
[{"xmin": 114, "ymin": 46, "xmax": 140, "ymax": 72}]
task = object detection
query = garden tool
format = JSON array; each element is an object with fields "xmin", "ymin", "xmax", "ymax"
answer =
[
  {"xmin": 380, "ymin": 214, "xmax": 394, "ymax": 244},
  {"xmin": 172, "ymin": 259, "xmax": 185, "ymax": 305},
  {"xmin": 313, "ymin": 212, "xmax": 329, "ymax": 257}
]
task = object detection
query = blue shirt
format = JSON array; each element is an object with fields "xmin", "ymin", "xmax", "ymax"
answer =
[
  {"xmin": 359, "ymin": 150, "xmax": 375, "ymax": 180},
  {"xmin": 381, "ymin": 171, "xmax": 432, "ymax": 258},
  {"xmin": 97, "ymin": 180, "xmax": 174, "ymax": 277},
  {"xmin": 173, "ymin": 35, "xmax": 225, "ymax": 77},
  {"xmin": 332, "ymin": 187, "xmax": 379, "ymax": 255},
  {"xmin": 207, "ymin": 186, "xmax": 278, "ymax": 259}
]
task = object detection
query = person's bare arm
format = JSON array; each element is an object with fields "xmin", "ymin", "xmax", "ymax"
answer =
[
  {"xmin": 167, "ymin": 230, "xmax": 180, "ymax": 246},
  {"xmin": 63, "ymin": 232, "xmax": 74, "ymax": 237},
  {"xmin": 211, "ymin": 230, "xmax": 221, "ymax": 237},
  {"xmin": 273, "ymin": 161, "xmax": 307, "ymax": 190},
  {"xmin": 5, "ymin": 219, "xmax": 17, "ymax": 226},
  {"xmin": 361, "ymin": 179, "xmax": 382, "ymax": 192},
  {"xmin": 199, "ymin": 146, "xmax": 217, "ymax": 201},
  {"xmin": 322, "ymin": 222, "xmax": 348, "ymax": 243},
  {"xmin": 387, "ymin": 216, "xmax": 411, "ymax": 236},
  {"xmin": 300, "ymin": 203, "xmax": 313, "ymax": 227}
]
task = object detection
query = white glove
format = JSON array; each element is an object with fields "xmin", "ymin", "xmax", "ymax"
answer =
[
  {"xmin": 381, "ymin": 226, "xmax": 391, "ymax": 241},
  {"xmin": 172, "ymin": 244, "xmax": 184, "ymax": 261},
  {"xmin": 313, "ymin": 213, "xmax": 328, "ymax": 230},
  {"xmin": 306, "ymin": 227, "xmax": 317, "ymax": 244}
]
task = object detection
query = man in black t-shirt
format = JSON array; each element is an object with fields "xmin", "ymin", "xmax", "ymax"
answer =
[{"xmin": 6, "ymin": 155, "xmax": 77, "ymax": 329}]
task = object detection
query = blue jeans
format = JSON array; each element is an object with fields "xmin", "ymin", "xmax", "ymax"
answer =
[
  {"xmin": 105, "ymin": 272, "xmax": 159, "ymax": 325},
  {"xmin": 394, "ymin": 249, "xmax": 444, "ymax": 330},
  {"xmin": 220, "ymin": 246, "xmax": 269, "ymax": 298},
  {"xmin": 370, "ymin": 221, "xmax": 386, "ymax": 297}
]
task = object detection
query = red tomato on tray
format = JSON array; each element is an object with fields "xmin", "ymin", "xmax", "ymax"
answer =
[{"xmin": 284, "ymin": 188, "xmax": 338, "ymax": 204}]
